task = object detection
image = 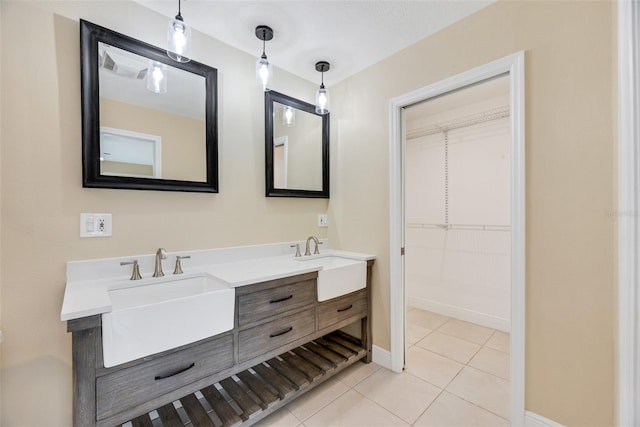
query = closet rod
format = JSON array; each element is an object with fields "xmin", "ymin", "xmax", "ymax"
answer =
[
  {"xmin": 407, "ymin": 223, "xmax": 511, "ymax": 232},
  {"xmin": 407, "ymin": 105, "xmax": 510, "ymax": 140}
]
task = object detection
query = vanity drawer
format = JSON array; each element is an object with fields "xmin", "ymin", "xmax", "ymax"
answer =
[
  {"xmin": 318, "ymin": 289, "xmax": 367, "ymax": 330},
  {"xmin": 238, "ymin": 279, "xmax": 316, "ymax": 326},
  {"xmin": 239, "ymin": 307, "xmax": 316, "ymax": 362},
  {"xmin": 96, "ymin": 334, "xmax": 233, "ymax": 421}
]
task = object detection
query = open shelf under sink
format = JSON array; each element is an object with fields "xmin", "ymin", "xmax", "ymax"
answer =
[{"xmin": 118, "ymin": 331, "xmax": 366, "ymax": 427}]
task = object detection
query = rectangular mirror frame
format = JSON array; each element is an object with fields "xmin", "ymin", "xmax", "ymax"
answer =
[
  {"xmin": 265, "ymin": 91, "xmax": 329, "ymax": 198},
  {"xmin": 81, "ymin": 20, "xmax": 219, "ymax": 192}
]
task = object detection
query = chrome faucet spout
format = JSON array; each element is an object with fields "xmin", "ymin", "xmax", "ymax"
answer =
[
  {"xmin": 153, "ymin": 248, "xmax": 167, "ymax": 277},
  {"xmin": 305, "ymin": 236, "xmax": 322, "ymax": 256}
]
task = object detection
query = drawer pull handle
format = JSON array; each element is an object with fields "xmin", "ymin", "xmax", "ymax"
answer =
[
  {"xmin": 337, "ymin": 304, "xmax": 354, "ymax": 312},
  {"xmin": 270, "ymin": 326, "xmax": 293, "ymax": 338},
  {"xmin": 154, "ymin": 363, "xmax": 195, "ymax": 381},
  {"xmin": 270, "ymin": 295, "xmax": 293, "ymax": 304}
]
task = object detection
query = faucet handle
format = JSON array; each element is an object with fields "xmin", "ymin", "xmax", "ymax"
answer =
[
  {"xmin": 173, "ymin": 255, "xmax": 191, "ymax": 274},
  {"xmin": 120, "ymin": 260, "xmax": 142, "ymax": 280},
  {"xmin": 290, "ymin": 244, "xmax": 302, "ymax": 258},
  {"xmin": 314, "ymin": 241, "xmax": 323, "ymax": 255}
]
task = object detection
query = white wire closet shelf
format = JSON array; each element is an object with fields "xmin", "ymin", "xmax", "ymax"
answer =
[{"xmin": 407, "ymin": 222, "xmax": 511, "ymax": 231}]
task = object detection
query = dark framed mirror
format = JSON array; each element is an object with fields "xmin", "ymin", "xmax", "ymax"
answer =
[
  {"xmin": 265, "ymin": 91, "xmax": 329, "ymax": 198},
  {"xmin": 81, "ymin": 20, "xmax": 218, "ymax": 192}
]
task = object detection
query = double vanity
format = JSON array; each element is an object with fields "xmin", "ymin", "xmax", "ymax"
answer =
[{"xmin": 61, "ymin": 241, "xmax": 374, "ymax": 426}]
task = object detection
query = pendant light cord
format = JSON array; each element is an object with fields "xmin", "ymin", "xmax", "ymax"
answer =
[{"xmin": 262, "ymin": 36, "xmax": 266, "ymax": 58}]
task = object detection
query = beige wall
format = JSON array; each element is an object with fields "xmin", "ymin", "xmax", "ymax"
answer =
[
  {"xmin": 329, "ymin": 1, "xmax": 615, "ymax": 425},
  {"xmin": 100, "ymin": 97, "xmax": 207, "ymax": 181},
  {"xmin": 0, "ymin": 1, "xmax": 325, "ymax": 425},
  {"xmin": 0, "ymin": 0, "xmax": 619, "ymax": 426}
]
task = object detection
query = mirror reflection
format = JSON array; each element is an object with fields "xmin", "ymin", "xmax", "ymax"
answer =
[
  {"xmin": 272, "ymin": 102, "xmax": 323, "ymax": 191},
  {"xmin": 98, "ymin": 42, "xmax": 207, "ymax": 182},
  {"xmin": 265, "ymin": 91, "xmax": 329, "ymax": 198}
]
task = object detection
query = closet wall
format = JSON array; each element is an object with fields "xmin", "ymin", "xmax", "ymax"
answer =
[{"xmin": 405, "ymin": 79, "xmax": 511, "ymax": 331}]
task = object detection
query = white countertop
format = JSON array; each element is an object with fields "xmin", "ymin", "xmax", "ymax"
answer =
[{"xmin": 61, "ymin": 242, "xmax": 374, "ymax": 321}]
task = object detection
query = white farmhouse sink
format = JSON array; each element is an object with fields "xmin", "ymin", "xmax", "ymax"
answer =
[
  {"xmin": 102, "ymin": 273, "xmax": 234, "ymax": 368},
  {"xmin": 296, "ymin": 256, "xmax": 366, "ymax": 302}
]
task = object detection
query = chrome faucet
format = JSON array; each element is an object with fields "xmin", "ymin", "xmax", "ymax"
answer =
[
  {"xmin": 153, "ymin": 248, "xmax": 167, "ymax": 277},
  {"xmin": 120, "ymin": 260, "xmax": 142, "ymax": 280},
  {"xmin": 305, "ymin": 236, "xmax": 322, "ymax": 256}
]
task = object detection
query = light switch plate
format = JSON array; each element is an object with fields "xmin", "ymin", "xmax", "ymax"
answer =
[
  {"xmin": 80, "ymin": 213, "xmax": 112, "ymax": 237},
  {"xmin": 318, "ymin": 214, "xmax": 328, "ymax": 227}
]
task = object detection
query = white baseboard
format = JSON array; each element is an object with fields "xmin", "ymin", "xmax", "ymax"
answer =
[
  {"xmin": 408, "ymin": 296, "xmax": 510, "ymax": 332},
  {"xmin": 525, "ymin": 411, "xmax": 565, "ymax": 427},
  {"xmin": 372, "ymin": 345, "xmax": 393, "ymax": 370}
]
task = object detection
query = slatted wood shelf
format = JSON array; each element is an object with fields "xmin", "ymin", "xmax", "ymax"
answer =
[{"xmin": 118, "ymin": 331, "xmax": 365, "ymax": 427}]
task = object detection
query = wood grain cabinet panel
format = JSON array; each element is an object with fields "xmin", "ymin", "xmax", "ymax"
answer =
[
  {"xmin": 238, "ymin": 279, "xmax": 316, "ymax": 326},
  {"xmin": 238, "ymin": 307, "xmax": 316, "ymax": 362},
  {"xmin": 96, "ymin": 334, "xmax": 233, "ymax": 420},
  {"xmin": 318, "ymin": 289, "xmax": 367, "ymax": 330}
]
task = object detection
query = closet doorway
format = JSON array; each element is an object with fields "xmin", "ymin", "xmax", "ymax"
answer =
[
  {"xmin": 404, "ymin": 76, "xmax": 511, "ymax": 422},
  {"xmin": 389, "ymin": 52, "xmax": 525, "ymax": 423}
]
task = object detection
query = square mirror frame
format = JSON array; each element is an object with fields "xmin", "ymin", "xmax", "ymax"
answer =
[
  {"xmin": 81, "ymin": 20, "xmax": 219, "ymax": 192},
  {"xmin": 265, "ymin": 91, "xmax": 329, "ymax": 198}
]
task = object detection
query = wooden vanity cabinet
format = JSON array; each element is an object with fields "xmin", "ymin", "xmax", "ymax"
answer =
[{"xmin": 68, "ymin": 260, "xmax": 373, "ymax": 427}]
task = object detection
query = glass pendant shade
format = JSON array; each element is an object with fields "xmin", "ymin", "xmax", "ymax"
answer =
[
  {"xmin": 256, "ymin": 55, "xmax": 272, "ymax": 91},
  {"xmin": 255, "ymin": 26, "xmax": 274, "ymax": 92},
  {"xmin": 315, "ymin": 84, "xmax": 330, "ymax": 115},
  {"xmin": 146, "ymin": 61, "xmax": 167, "ymax": 94},
  {"xmin": 283, "ymin": 106, "xmax": 295, "ymax": 127},
  {"xmin": 167, "ymin": 16, "xmax": 191, "ymax": 63},
  {"xmin": 256, "ymin": 56, "xmax": 273, "ymax": 92}
]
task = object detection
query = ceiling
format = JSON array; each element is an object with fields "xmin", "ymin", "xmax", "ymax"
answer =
[{"xmin": 135, "ymin": 0, "xmax": 494, "ymax": 86}]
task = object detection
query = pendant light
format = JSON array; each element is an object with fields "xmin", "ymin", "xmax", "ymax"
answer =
[
  {"xmin": 315, "ymin": 61, "xmax": 330, "ymax": 115},
  {"xmin": 255, "ymin": 25, "xmax": 274, "ymax": 91},
  {"xmin": 146, "ymin": 60, "xmax": 167, "ymax": 94},
  {"xmin": 167, "ymin": 0, "xmax": 191, "ymax": 63}
]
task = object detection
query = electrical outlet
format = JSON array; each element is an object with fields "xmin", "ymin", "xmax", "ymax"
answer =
[
  {"xmin": 80, "ymin": 213, "xmax": 112, "ymax": 237},
  {"xmin": 318, "ymin": 214, "xmax": 328, "ymax": 227}
]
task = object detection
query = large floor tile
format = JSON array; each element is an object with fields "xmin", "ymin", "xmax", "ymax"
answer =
[
  {"xmin": 468, "ymin": 347, "xmax": 510, "ymax": 380},
  {"xmin": 415, "ymin": 331, "xmax": 481, "ymax": 363},
  {"xmin": 286, "ymin": 378, "xmax": 349, "ymax": 421},
  {"xmin": 405, "ymin": 346, "xmax": 463, "ymax": 388},
  {"xmin": 446, "ymin": 366, "xmax": 510, "ymax": 419},
  {"xmin": 485, "ymin": 330, "xmax": 510, "ymax": 353},
  {"xmin": 304, "ymin": 389, "xmax": 408, "ymax": 427},
  {"xmin": 407, "ymin": 323, "xmax": 433, "ymax": 345},
  {"xmin": 354, "ymin": 368, "xmax": 441, "ymax": 424},
  {"xmin": 334, "ymin": 361, "xmax": 381, "ymax": 387},
  {"xmin": 437, "ymin": 319, "xmax": 494, "ymax": 345},
  {"xmin": 252, "ymin": 407, "xmax": 302, "ymax": 427},
  {"xmin": 407, "ymin": 309, "xmax": 450, "ymax": 330},
  {"xmin": 414, "ymin": 392, "xmax": 509, "ymax": 427}
]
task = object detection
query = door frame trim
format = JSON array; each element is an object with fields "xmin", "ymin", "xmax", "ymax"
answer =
[
  {"xmin": 388, "ymin": 51, "xmax": 526, "ymax": 424},
  {"xmin": 617, "ymin": 1, "xmax": 640, "ymax": 425}
]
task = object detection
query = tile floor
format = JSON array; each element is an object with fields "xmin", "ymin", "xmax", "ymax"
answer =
[{"xmin": 254, "ymin": 308, "xmax": 510, "ymax": 427}]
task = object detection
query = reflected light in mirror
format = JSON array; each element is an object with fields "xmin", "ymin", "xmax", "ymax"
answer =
[
  {"xmin": 283, "ymin": 106, "xmax": 295, "ymax": 127},
  {"xmin": 147, "ymin": 61, "xmax": 167, "ymax": 94}
]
